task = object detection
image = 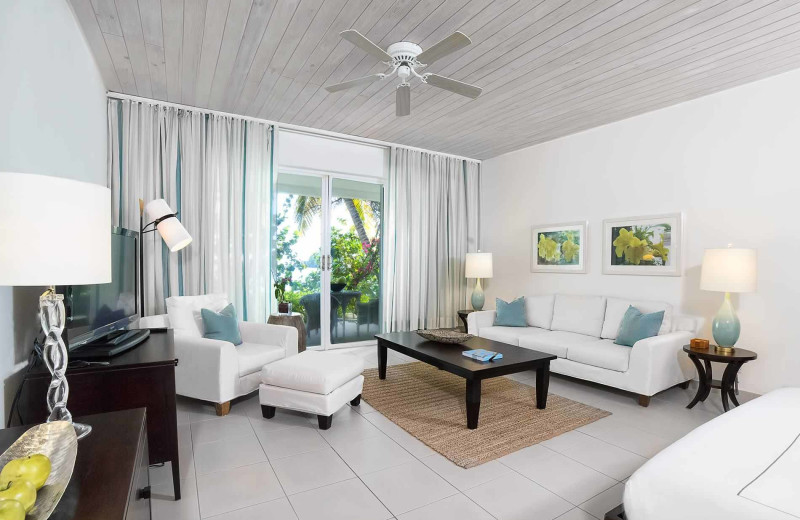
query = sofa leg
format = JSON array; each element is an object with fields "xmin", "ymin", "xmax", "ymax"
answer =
[
  {"xmin": 638, "ymin": 395, "xmax": 651, "ymax": 407},
  {"xmin": 261, "ymin": 405, "xmax": 276, "ymax": 419},
  {"xmin": 679, "ymin": 381, "xmax": 691, "ymax": 389},
  {"xmin": 350, "ymin": 394, "xmax": 362, "ymax": 406},
  {"xmin": 215, "ymin": 401, "xmax": 231, "ymax": 416},
  {"xmin": 318, "ymin": 414, "xmax": 333, "ymax": 430}
]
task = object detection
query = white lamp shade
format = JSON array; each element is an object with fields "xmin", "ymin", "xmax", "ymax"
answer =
[
  {"xmin": 465, "ymin": 252, "xmax": 493, "ymax": 279},
  {"xmin": 700, "ymin": 248, "xmax": 757, "ymax": 293},
  {"xmin": 145, "ymin": 199, "xmax": 192, "ymax": 252},
  {"xmin": 0, "ymin": 172, "xmax": 111, "ymax": 286}
]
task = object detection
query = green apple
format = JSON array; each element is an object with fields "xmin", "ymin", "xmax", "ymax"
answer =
[
  {"xmin": 0, "ymin": 454, "xmax": 51, "ymax": 490},
  {"xmin": 0, "ymin": 480, "xmax": 36, "ymax": 512},
  {"xmin": 0, "ymin": 499, "xmax": 25, "ymax": 520}
]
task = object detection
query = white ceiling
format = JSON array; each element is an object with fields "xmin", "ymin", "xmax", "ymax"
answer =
[{"xmin": 70, "ymin": 0, "xmax": 800, "ymax": 159}]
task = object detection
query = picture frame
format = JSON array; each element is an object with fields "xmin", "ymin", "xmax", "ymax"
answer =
[
  {"xmin": 602, "ymin": 213, "xmax": 682, "ymax": 276},
  {"xmin": 531, "ymin": 221, "xmax": 587, "ymax": 273}
]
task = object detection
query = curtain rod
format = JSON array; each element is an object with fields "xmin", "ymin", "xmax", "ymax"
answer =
[{"xmin": 107, "ymin": 92, "xmax": 481, "ymax": 164}]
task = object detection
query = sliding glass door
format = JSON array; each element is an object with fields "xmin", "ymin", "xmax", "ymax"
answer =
[{"xmin": 274, "ymin": 172, "xmax": 382, "ymax": 349}]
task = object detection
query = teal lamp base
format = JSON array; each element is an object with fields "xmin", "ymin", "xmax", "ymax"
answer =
[
  {"xmin": 712, "ymin": 292, "xmax": 740, "ymax": 353},
  {"xmin": 471, "ymin": 279, "xmax": 485, "ymax": 311}
]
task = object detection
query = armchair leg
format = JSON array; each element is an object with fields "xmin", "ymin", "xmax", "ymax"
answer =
[
  {"xmin": 637, "ymin": 395, "xmax": 651, "ymax": 407},
  {"xmin": 215, "ymin": 401, "xmax": 231, "ymax": 416},
  {"xmin": 678, "ymin": 381, "xmax": 691, "ymax": 389}
]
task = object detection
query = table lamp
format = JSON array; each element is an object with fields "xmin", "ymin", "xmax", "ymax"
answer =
[
  {"xmin": 0, "ymin": 172, "xmax": 111, "ymax": 439},
  {"xmin": 139, "ymin": 198, "xmax": 192, "ymax": 315},
  {"xmin": 700, "ymin": 247, "xmax": 757, "ymax": 353},
  {"xmin": 465, "ymin": 252, "xmax": 493, "ymax": 311}
]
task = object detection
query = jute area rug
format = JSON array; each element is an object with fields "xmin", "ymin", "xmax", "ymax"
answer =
[{"xmin": 362, "ymin": 362, "xmax": 611, "ymax": 468}]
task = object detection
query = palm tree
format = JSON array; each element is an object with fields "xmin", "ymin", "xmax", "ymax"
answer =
[{"xmin": 294, "ymin": 196, "xmax": 374, "ymax": 244}]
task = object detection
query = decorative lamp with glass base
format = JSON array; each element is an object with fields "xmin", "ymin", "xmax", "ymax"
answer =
[
  {"xmin": 0, "ymin": 172, "xmax": 111, "ymax": 440},
  {"xmin": 465, "ymin": 252, "xmax": 493, "ymax": 311},
  {"xmin": 700, "ymin": 247, "xmax": 757, "ymax": 353}
]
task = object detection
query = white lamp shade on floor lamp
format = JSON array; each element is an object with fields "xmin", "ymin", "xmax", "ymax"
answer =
[
  {"xmin": 0, "ymin": 172, "xmax": 111, "ymax": 285},
  {"xmin": 145, "ymin": 198, "xmax": 192, "ymax": 252}
]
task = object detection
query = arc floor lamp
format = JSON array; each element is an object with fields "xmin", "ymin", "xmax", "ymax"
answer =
[{"xmin": 138, "ymin": 199, "xmax": 192, "ymax": 316}]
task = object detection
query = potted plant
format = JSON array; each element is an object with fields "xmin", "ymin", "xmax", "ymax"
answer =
[
  {"xmin": 274, "ymin": 274, "xmax": 292, "ymax": 314},
  {"xmin": 331, "ymin": 277, "xmax": 347, "ymax": 292}
]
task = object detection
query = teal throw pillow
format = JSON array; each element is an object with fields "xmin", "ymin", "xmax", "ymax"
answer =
[
  {"xmin": 614, "ymin": 306, "xmax": 664, "ymax": 347},
  {"xmin": 494, "ymin": 297, "xmax": 527, "ymax": 327},
  {"xmin": 201, "ymin": 304, "xmax": 242, "ymax": 345}
]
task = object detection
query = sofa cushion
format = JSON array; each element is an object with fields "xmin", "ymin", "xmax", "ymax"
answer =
[
  {"xmin": 494, "ymin": 297, "xmax": 527, "ymax": 327},
  {"xmin": 525, "ymin": 295, "xmax": 555, "ymax": 329},
  {"xmin": 166, "ymin": 293, "xmax": 229, "ymax": 337},
  {"xmin": 261, "ymin": 351, "xmax": 364, "ymax": 395},
  {"xmin": 237, "ymin": 343, "xmax": 285, "ymax": 376},
  {"xmin": 479, "ymin": 326, "xmax": 548, "ymax": 346},
  {"xmin": 602, "ymin": 297, "xmax": 673, "ymax": 339},
  {"xmin": 615, "ymin": 306, "xmax": 664, "ymax": 347},
  {"xmin": 518, "ymin": 330, "xmax": 598, "ymax": 359},
  {"xmin": 550, "ymin": 295, "xmax": 607, "ymax": 337},
  {"xmin": 567, "ymin": 339, "xmax": 631, "ymax": 372}
]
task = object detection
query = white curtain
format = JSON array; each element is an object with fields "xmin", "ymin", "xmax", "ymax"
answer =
[
  {"xmin": 108, "ymin": 99, "xmax": 273, "ymax": 321},
  {"xmin": 383, "ymin": 148, "xmax": 480, "ymax": 331}
]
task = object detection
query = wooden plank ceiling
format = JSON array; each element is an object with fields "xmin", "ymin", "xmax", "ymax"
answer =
[{"xmin": 70, "ymin": 0, "xmax": 800, "ymax": 159}]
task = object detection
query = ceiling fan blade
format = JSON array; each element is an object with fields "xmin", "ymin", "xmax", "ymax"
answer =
[
  {"xmin": 424, "ymin": 74, "xmax": 482, "ymax": 99},
  {"xmin": 325, "ymin": 74, "xmax": 385, "ymax": 93},
  {"xmin": 416, "ymin": 32, "xmax": 471, "ymax": 65},
  {"xmin": 396, "ymin": 84, "xmax": 411, "ymax": 117},
  {"xmin": 340, "ymin": 29, "xmax": 392, "ymax": 62}
]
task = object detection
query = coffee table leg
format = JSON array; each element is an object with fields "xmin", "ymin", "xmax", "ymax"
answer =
[
  {"xmin": 378, "ymin": 343, "xmax": 387, "ymax": 380},
  {"xmin": 536, "ymin": 365, "xmax": 550, "ymax": 409},
  {"xmin": 466, "ymin": 379, "xmax": 481, "ymax": 429}
]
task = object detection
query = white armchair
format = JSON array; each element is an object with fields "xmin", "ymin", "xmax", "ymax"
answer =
[{"xmin": 139, "ymin": 294, "xmax": 299, "ymax": 416}]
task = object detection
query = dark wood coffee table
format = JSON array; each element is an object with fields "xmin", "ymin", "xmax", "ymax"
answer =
[{"xmin": 375, "ymin": 331, "xmax": 557, "ymax": 429}]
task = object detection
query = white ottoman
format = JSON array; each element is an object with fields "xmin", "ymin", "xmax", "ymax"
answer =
[{"xmin": 259, "ymin": 351, "xmax": 365, "ymax": 429}]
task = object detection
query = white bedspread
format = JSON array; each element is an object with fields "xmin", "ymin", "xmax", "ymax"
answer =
[{"xmin": 624, "ymin": 388, "xmax": 800, "ymax": 520}]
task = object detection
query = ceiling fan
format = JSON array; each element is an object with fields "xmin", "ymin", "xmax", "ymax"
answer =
[{"xmin": 325, "ymin": 30, "xmax": 483, "ymax": 116}]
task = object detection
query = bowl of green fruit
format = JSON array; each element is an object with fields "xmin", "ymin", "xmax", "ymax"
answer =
[{"xmin": 0, "ymin": 421, "xmax": 76, "ymax": 519}]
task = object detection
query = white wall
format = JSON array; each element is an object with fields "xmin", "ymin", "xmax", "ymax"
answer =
[
  {"xmin": 481, "ymin": 69, "xmax": 800, "ymax": 395},
  {"xmin": 0, "ymin": 0, "xmax": 107, "ymax": 422}
]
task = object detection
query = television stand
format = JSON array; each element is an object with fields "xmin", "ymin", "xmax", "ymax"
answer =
[{"xmin": 71, "ymin": 329, "xmax": 150, "ymax": 359}]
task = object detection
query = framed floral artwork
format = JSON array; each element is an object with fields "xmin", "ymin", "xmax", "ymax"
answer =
[
  {"xmin": 602, "ymin": 213, "xmax": 682, "ymax": 276},
  {"xmin": 531, "ymin": 221, "xmax": 587, "ymax": 273}
]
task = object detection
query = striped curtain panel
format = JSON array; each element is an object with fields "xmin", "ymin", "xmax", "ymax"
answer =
[
  {"xmin": 107, "ymin": 99, "xmax": 272, "ymax": 320},
  {"xmin": 383, "ymin": 148, "xmax": 480, "ymax": 331}
]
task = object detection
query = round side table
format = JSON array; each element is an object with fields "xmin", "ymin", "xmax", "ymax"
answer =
[
  {"xmin": 682, "ymin": 345, "xmax": 757, "ymax": 412},
  {"xmin": 268, "ymin": 313, "xmax": 307, "ymax": 353},
  {"xmin": 457, "ymin": 309, "xmax": 474, "ymax": 332}
]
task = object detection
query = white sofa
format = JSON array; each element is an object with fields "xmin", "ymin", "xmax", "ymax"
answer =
[
  {"xmin": 623, "ymin": 388, "xmax": 800, "ymax": 520},
  {"xmin": 139, "ymin": 294, "xmax": 299, "ymax": 416},
  {"xmin": 467, "ymin": 294, "xmax": 704, "ymax": 406}
]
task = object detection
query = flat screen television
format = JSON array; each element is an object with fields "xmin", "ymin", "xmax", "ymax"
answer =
[{"xmin": 59, "ymin": 227, "xmax": 139, "ymax": 350}]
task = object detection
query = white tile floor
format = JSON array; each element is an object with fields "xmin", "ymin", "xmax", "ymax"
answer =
[{"xmin": 151, "ymin": 347, "xmax": 757, "ymax": 520}]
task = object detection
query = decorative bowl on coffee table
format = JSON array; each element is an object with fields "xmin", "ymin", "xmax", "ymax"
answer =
[{"xmin": 416, "ymin": 329, "xmax": 473, "ymax": 344}]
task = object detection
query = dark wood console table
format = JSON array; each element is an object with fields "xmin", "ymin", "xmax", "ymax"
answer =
[
  {"xmin": 0, "ymin": 409, "xmax": 151, "ymax": 520},
  {"xmin": 16, "ymin": 330, "xmax": 180, "ymax": 499}
]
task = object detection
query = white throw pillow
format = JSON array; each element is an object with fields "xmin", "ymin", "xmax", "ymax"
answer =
[
  {"xmin": 166, "ymin": 294, "xmax": 229, "ymax": 337},
  {"xmin": 550, "ymin": 295, "xmax": 607, "ymax": 337},
  {"xmin": 524, "ymin": 295, "xmax": 555, "ymax": 329},
  {"xmin": 601, "ymin": 297, "xmax": 672, "ymax": 339}
]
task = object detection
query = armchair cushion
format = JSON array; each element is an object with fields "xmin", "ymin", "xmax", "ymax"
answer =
[
  {"xmin": 201, "ymin": 303, "xmax": 242, "ymax": 345},
  {"xmin": 237, "ymin": 343, "xmax": 285, "ymax": 376},
  {"xmin": 166, "ymin": 293, "xmax": 229, "ymax": 337}
]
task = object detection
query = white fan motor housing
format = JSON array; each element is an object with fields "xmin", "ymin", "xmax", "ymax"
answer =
[{"xmin": 387, "ymin": 41, "xmax": 422, "ymax": 63}]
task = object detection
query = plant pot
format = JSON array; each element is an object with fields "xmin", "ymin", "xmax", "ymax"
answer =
[
  {"xmin": 277, "ymin": 302, "xmax": 292, "ymax": 314},
  {"xmin": 331, "ymin": 283, "xmax": 346, "ymax": 292}
]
